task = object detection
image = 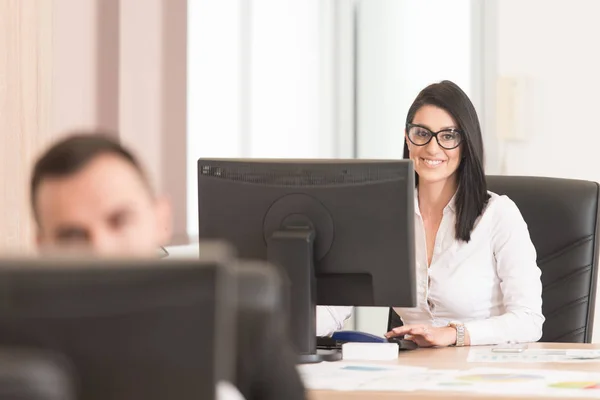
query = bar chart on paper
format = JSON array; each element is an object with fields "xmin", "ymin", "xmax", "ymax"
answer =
[{"xmin": 549, "ymin": 381, "xmax": 600, "ymax": 390}]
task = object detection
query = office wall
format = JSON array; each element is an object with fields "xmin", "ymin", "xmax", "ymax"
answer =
[
  {"xmin": 0, "ymin": 0, "xmax": 188, "ymax": 251},
  {"xmin": 356, "ymin": 0, "xmax": 473, "ymax": 160},
  {"xmin": 51, "ymin": 0, "xmax": 106, "ymax": 133},
  {"xmin": 187, "ymin": 0, "xmax": 345, "ymax": 236},
  {"xmin": 485, "ymin": 0, "xmax": 600, "ymax": 342},
  {"xmin": 488, "ymin": 0, "xmax": 600, "ymax": 182},
  {"xmin": 248, "ymin": 0, "xmax": 323, "ymax": 158}
]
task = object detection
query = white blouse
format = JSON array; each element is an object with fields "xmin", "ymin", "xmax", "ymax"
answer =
[
  {"xmin": 316, "ymin": 306, "xmax": 353, "ymax": 336},
  {"xmin": 393, "ymin": 190, "xmax": 544, "ymax": 346}
]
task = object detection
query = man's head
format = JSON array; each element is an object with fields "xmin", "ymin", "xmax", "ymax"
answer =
[{"xmin": 31, "ymin": 133, "xmax": 171, "ymax": 257}]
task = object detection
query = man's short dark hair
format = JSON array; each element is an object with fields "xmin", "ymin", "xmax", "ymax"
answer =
[{"xmin": 30, "ymin": 132, "xmax": 151, "ymax": 224}]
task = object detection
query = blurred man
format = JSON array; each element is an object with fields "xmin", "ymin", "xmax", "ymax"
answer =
[
  {"xmin": 31, "ymin": 134, "xmax": 171, "ymax": 256},
  {"xmin": 30, "ymin": 133, "xmax": 305, "ymax": 400}
]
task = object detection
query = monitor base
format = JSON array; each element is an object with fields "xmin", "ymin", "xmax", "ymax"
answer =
[{"xmin": 298, "ymin": 349, "xmax": 342, "ymax": 364}]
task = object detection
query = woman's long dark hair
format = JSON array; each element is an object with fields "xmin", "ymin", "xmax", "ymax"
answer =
[{"xmin": 403, "ymin": 80, "xmax": 490, "ymax": 242}]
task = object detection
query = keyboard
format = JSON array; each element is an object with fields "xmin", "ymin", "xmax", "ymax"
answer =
[{"xmin": 316, "ymin": 330, "xmax": 418, "ymax": 351}]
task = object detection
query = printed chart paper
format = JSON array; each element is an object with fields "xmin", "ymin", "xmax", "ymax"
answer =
[
  {"xmin": 297, "ymin": 362, "xmax": 434, "ymax": 392},
  {"xmin": 300, "ymin": 363, "xmax": 600, "ymax": 397},
  {"xmin": 425, "ymin": 367, "xmax": 600, "ymax": 398}
]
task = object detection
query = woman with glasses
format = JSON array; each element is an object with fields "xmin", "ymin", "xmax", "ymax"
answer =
[{"xmin": 384, "ymin": 80, "xmax": 544, "ymax": 347}]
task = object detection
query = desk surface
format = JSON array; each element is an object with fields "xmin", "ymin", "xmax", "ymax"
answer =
[{"xmin": 308, "ymin": 342, "xmax": 600, "ymax": 400}]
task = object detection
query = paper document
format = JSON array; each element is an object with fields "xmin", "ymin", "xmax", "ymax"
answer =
[
  {"xmin": 425, "ymin": 367, "xmax": 600, "ymax": 398},
  {"xmin": 299, "ymin": 362, "xmax": 600, "ymax": 397},
  {"xmin": 468, "ymin": 348, "xmax": 600, "ymax": 363},
  {"xmin": 297, "ymin": 362, "xmax": 440, "ymax": 392}
]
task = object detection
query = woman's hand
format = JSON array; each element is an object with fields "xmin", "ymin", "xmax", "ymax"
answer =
[{"xmin": 384, "ymin": 324, "xmax": 459, "ymax": 348}]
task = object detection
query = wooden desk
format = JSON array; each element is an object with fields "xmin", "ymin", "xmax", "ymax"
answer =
[{"xmin": 308, "ymin": 342, "xmax": 600, "ymax": 399}]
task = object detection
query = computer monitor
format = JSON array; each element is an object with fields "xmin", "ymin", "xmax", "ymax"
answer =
[
  {"xmin": 0, "ymin": 243, "xmax": 237, "ymax": 400},
  {"xmin": 0, "ymin": 348, "xmax": 75, "ymax": 400},
  {"xmin": 197, "ymin": 159, "xmax": 417, "ymax": 363}
]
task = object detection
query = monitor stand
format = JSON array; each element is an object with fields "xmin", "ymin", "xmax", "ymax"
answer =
[{"xmin": 267, "ymin": 227, "xmax": 342, "ymax": 364}]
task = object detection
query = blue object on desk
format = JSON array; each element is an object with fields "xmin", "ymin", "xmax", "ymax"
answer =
[{"xmin": 331, "ymin": 330, "xmax": 387, "ymax": 343}]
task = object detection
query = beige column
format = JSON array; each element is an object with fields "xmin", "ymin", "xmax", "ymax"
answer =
[{"xmin": 0, "ymin": 0, "xmax": 53, "ymax": 252}]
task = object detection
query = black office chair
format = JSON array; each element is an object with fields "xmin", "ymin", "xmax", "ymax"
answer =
[{"xmin": 388, "ymin": 176, "xmax": 600, "ymax": 343}]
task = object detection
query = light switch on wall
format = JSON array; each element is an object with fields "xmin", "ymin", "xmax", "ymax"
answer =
[{"xmin": 495, "ymin": 75, "xmax": 534, "ymax": 142}]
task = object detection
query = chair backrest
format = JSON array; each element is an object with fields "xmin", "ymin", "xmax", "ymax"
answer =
[
  {"xmin": 488, "ymin": 176, "xmax": 600, "ymax": 342},
  {"xmin": 388, "ymin": 176, "xmax": 600, "ymax": 343}
]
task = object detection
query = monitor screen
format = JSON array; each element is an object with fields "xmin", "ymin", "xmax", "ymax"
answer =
[
  {"xmin": 198, "ymin": 159, "xmax": 417, "ymax": 361},
  {"xmin": 0, "ymin": 243, "xmax": 237, "ymax": 400}
]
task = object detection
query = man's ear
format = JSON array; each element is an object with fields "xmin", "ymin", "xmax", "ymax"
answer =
[
  {"xmin": 35, "ymin": 229, "xmax": 49, "ymax": 255},
  {"xmin": 35, "ymin": 219, "xmax": 45, "ymax": 247},
  {"xmin": 155, "ymin": 195, "xmax": 173, "ymax": 246}
]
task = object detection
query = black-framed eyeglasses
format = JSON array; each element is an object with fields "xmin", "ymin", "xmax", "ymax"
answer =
[{"xmin": 406, "ymin": 123, "xmax": 463, "ymax": 150}]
